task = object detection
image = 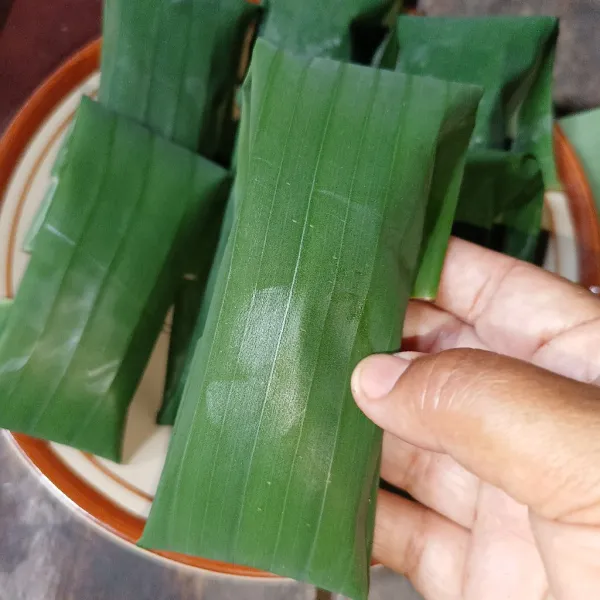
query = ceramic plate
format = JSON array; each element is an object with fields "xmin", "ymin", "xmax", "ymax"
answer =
[{"xmin": 0, "ymin": 39, "xmax": 599, "ymax": 576}]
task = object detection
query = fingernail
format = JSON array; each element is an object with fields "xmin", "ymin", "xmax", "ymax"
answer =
[
  {"xmin": 394, "ymin": 351, "xmax": 424, "ymax": 361},
  {"xmin": 352, "ymin": 354, "xmax": 412, "ymax": 401}
]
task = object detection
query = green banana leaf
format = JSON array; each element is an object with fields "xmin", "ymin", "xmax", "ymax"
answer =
[
  {"xmin": 28, "ymin": 0, "xmax": 258, "ymax": 396},
  {"xmin": 491, "ymin": 178, "xmax": 548, "ymax": 263},
  {"xmin": 140, "ymin": 39, "xmax": 481, "ymax": 598},
  {"xmin": 158, "ymin": 189, "xmax": 236, "ymax": 425},
  {"xmin": 560, "ymin": 108, "xmax": 600, "ymax": 213},
  {"xmin": 158, "ymin": 0, "xmax": 402, "ymax": 426},
  {"xmin": 259, "ymin": 0, "xmax": 395, "ymax": 60},
  {"xmin": 26, "ymin": 0, "xmax": 255, "ymax": 252},
  {"xmin": 452, "ymin": 150, "xmax": 545, "ymax": 259},
  {"xmin": 99, "ymin": 0, "xmax": 258, "ymax": 427},
  {"xmin": 23, "ymin": 122, "xmax": 75, "ymax": 253},
  {"xmin": 0, "ymin": 97, "xmax": 227, "ymax": 461},
  {"xmin": 392, "ymin": 15, "xmax": 558, "ymax": 261},
  {"xmin": 99, "ymin": 0, "xmax": 257, "ymax": 152},
  {"xmin": 0, "ymin": 299, "xmax": 12, "ymax": 331}
]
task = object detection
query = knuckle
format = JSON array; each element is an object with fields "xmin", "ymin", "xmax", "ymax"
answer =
[{"xmin": 413, "ymin": 348, "xmax": 493, "ymax": 414}]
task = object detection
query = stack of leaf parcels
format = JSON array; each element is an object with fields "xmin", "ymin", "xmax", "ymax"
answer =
[
  {"xmin": 391, "ymin": 16, "xmax": 559, "ymax": 261},
  {"xmin": 0, "ymin": 2, "xmax": 559, "ymax": 597}
]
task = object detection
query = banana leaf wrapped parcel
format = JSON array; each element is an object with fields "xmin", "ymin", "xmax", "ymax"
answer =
[
  {"xmin": 0, "ymin": 97, "xmax": 228, "ymax": 461},
  {"xmin": 393, "ymin": 15, "xmax": 558, "ymax": 260},
  {"xmin": 140, "ymin": 39, "xmax": 482, "ymax": 599}
]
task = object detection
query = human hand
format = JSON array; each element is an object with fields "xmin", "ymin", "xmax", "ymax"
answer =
[{"xmin": 351, "ymin": 238, "xmax": 600, "ymax": 600}]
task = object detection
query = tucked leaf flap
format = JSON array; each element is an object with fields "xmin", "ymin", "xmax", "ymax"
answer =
[
  {"xmin": 141, "ymin": 39, "xmax": 480, "ymax": 598},
  {"xmin": 0, "ymin": 98, "xmax": 227, "ymax": 461}
]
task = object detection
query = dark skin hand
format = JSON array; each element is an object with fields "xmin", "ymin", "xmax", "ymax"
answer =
[{"xmin": 351, "ymin": 238, "xmax": 600, "ymax": 600}]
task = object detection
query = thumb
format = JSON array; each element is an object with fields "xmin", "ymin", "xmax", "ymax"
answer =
[{"xmin": 352, "ymin": 349, "xmax": 600, "ymax": 521}]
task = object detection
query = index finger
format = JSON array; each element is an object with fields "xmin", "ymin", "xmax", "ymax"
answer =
[{"xmin": 435, "ymin": 238, "xmax": 600, "ymax": 381}]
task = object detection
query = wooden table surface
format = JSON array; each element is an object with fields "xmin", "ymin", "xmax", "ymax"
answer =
[{"xmin": 0, "ymin": 1, "xmax": 598, "ymax": 598}]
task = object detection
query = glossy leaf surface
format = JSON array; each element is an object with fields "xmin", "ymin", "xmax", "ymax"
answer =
[{"xmin": 141, "ymin": 40, "xmax": 480, "ymax": 598}]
